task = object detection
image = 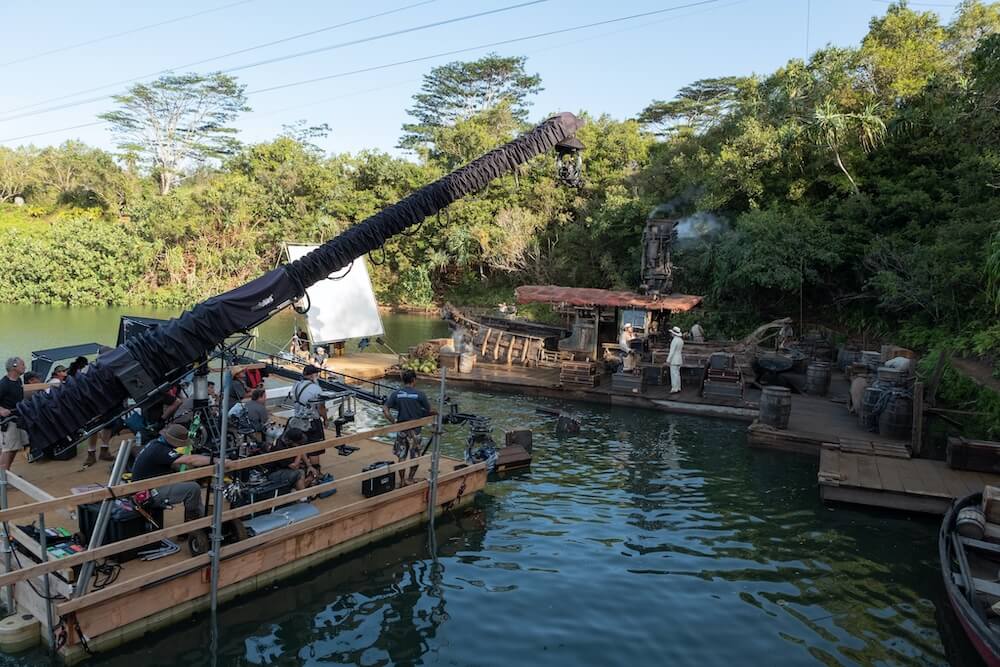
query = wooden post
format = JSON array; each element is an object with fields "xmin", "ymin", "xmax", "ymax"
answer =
[
  {"xmin": 0, "ymin": 468, "xmax": 13, "ymax": 613},
  {"xmin": 912, "ymin": 380, "xmax": 925, "ymax": 458},
  {"xmin": 926, "ymin": 349, "xmax": 951, "ymax": 408}
]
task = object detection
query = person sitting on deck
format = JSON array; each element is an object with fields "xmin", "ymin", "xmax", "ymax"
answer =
[
  {"xmin": 67, "ymin": 356, "xmax": 89, "ymax": 377},
  {"xmin": 0, "ymin": 357, "xmax": 28, "ymax": 472},
  {"xmin": 244, "ymin": 388, "xmax": 269, "ymax": 434},
  {"xmin": 130, "ymin": 424, "xmax": 212, "ymax": 522},
  {"xmin": 22, "ymin": 372, "xmax": 41, "ymax": 385},
  {"xmin": 291, "ymin": 365, "xmax": 327, "ymax": 471},
  {"xmin": 382, "ymin": 369, "xmax": 431, "ymax": 487},
  {"xmin": 667, "ymin": 326, "xmax": 684, "ymax": 394},
  {"xmin": 47, "ymin": 365, "xmax": 68, "ymax": 387},
  {"xmin": 228, "ymin": 370, "xmax": 251, "ymax": 406},
  {"xmin": 265, "ymin": 427, "xmax": 317, "ymax": 493}
]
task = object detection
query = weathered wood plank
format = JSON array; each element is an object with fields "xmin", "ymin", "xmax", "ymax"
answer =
[{"xmin": 856, "ymin": 455, "xmax": 882, "ymax": 491}]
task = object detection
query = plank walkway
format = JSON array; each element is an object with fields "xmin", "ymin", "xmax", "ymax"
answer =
[{"xmin": 818, "ymin": 444, "xmax": 1000, "ymax": 514}]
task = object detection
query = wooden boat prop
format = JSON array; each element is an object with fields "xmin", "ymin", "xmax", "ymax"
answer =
[{"xmin": 940, "ymin": 492, "xmax": 1000, "ymax": 666}]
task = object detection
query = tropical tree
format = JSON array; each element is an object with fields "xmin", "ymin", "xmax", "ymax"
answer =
[
  {"xmin": 400, "ymin": 54, "xmax": 542, "ymax": 152},
  {"xmin": 100, "ymin": 73, "xmax": 249, "ymax": 195},
  {"xmin": 812, "ymin": 100, "xmax": 887, "ymax": 194}
]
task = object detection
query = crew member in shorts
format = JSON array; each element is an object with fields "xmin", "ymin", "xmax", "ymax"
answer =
[
  {"xmin": 382, "ymin": 369, "xmax": 431, "ymax": 487},
  {"xmin": 0, "ymin": 357, "xmax": 28, "ymax": 471}
]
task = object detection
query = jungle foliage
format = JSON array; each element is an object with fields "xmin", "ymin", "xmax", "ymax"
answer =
[{"xmin": 0, "ymin": 3, "xmax": 998, "ymax": 367}]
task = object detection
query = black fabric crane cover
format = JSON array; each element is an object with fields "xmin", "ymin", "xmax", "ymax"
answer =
[{"xmin": 15, "ymin": 112, "xmax": 584, "ymax": 454}]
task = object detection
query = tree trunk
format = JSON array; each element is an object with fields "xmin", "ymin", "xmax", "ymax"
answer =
[
  {"xmin": 833, "ymin": 148, "xmax": 859, "ymax": 195},
  {"xmin": 159, "ymin": 171, "xmax": 171, "ymax": 196}
]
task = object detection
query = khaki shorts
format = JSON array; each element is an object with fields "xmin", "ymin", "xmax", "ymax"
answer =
[{"xmin": 0, "ymin": 426, "xmax": 27, "ymax": 453}]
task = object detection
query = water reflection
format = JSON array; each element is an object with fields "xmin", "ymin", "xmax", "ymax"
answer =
[{"xmin": 0, "ymin": 385, "xmax": 954, "ymax": 667}]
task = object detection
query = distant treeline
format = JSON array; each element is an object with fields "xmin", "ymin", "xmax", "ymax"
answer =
[{"xmin": 0, "ymin": 2, "xmax": 999, "ymax": 363}]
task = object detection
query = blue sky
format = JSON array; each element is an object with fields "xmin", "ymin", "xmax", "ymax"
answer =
[{"xmin": 0, "ymin": 0, "xmax": 965, "ymax": 156}]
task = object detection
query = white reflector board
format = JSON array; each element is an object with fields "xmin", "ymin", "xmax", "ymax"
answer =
[{"xmin": 285, "ymin": 244, "xmax": 384, "ymax": 344}]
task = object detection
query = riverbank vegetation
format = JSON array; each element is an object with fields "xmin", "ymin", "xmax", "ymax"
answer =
[{"xmin": 0, "ymin": 2, "xmax": 998, "ymax": 373}]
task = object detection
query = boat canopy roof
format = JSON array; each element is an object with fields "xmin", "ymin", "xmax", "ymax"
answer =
[
  {"xmin": 515, "ymin": 285, "xmax": 702, "ymax": 312},
  {"xmin": 30, "ymin": 343, "xmax": 113, "ymax": 377}
]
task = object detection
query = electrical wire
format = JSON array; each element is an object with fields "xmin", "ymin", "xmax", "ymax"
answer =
[
  {"xmin": 0, "ymin": 0, "xmax": 439, "ymax": 117},
  {"xmin": 0, "ymin": 0, "xmax": 259, "ymax": 69},
  {"xmin": 0, "ymin": 0, "xmax": 547, "ymax": 122},
  {"xmin": 247, "ymin": 0, "xmax": 722, "ymax": 96},
  {"xmin": 0, "ymin": 0, "xmax": 728, "ymax": 144}
]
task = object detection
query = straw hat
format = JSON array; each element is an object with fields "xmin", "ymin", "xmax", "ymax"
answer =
[
  {"xmin": 670, "ymin": 326, "xmax": 683, "ymax": 337},
  {"xmin": 160, "ymin": 423, "xmax": 192, "ymax": 449}
]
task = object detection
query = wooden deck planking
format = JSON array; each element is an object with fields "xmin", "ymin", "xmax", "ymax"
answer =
[
  {"xmin": 819, "ymin": 449, "xmax": 1000, "ymax": 514},
  {"xmin": 856, "ymin": 454, "xmax": 882, "ymax": 491}
]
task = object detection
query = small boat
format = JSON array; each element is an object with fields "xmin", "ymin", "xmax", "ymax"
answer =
[{"xmin": 940, "ymin": 492, "xmax": 1000, "ymax": 666}]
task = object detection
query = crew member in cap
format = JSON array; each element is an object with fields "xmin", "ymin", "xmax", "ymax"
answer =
[
  {"xmin": 131, "ymin": 423, "xmax": 212, "ymax": 521},
  {"xmin": 291, "ymin": 364, "xmax": 327, "ymax": 471},
  {"xmin": 667, "ymin": 326, "xmax": 684, "ymax": 394}
]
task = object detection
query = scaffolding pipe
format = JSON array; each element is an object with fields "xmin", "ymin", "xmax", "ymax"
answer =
[
  {"xmin": 74, "ymin": 438, "xmax": 135, "ymax": 597},
  {"xmin": 427, "ymin": 368, "xmax": 446, "ymax": 530},
  {"xmin": 209, "ymin": 369, "xmax": 232, "ymax": 616},
  {"xmin": 0, "ymin": 469, "xmax": 13, "ymax": 613},
  {"xmin": 37, "ymin": 513, "xmax": 55, "ymax": 651}
]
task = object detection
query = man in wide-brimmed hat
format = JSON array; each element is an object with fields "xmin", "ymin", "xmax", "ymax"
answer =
[
  {"xmin": 666, "ymin": 326, "xmax": 685, "ymax": 394},
  {"xmin": 131, "ymin": 423, "xmax": 212, "ymax": 521}
]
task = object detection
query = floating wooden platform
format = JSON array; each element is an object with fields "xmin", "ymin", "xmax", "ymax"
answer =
[
  {"xmin": 322, "ymin": 352, "xmax": 399, "ymax": 380},
  {"xmin": 818, "ymin": 443, "xmax": 1000, "ymax": 514},
  {"xmin": 423, "ymin": 363, "xmax": 758, "ymax": 422},
  {"xmin": 0, "ymin": 416, "xmax": 485, "ymax": 663}
]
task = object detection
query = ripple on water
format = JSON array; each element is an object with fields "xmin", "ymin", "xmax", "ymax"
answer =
[{"xmin": 53, "ymin": 387, "xmax": 948, "ymax": 667}]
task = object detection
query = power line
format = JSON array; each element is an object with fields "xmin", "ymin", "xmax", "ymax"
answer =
[
  {"xmin": 0, "ymin": 0, "xmax": 726, "ymax": 144},
  {"xmin": 247, "ymin": 0, "xmax": 721, "ymax": 95},
  {"xmin": 0, "ymin": 0, "xmax": 546, "ymax": 123},
  {"xmin": 0, "ymin": 0, "xmax": 259, "ymax": 69},
  {"xmin": 0, "ymin": 0, "xmax": 439, "ymax": 117},
  {"xmin": 0, "ymin": 121, "xmax": 106, "ymax": 143}
]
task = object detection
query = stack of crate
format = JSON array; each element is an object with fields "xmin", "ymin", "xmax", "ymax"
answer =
[{"xmin": 560, "ymin": 360, "xmax": 599, "ymax": 389}]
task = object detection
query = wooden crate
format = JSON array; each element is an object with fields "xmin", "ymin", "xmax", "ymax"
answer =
[
  {"xmin": 438, "ymin": 351, "xmax": 460, "ymax": 373},
  {"xmin": 561, "ymin": 361, "xmax": 598, "ymax": 388},
  {"xmin": 611, "ymin": 372, "xmax": 644, "ymax": 394},
  {"xmin": 984, "ymin": 485, "xmax": 1000, "ymax": 524},
  {"xmin": 948, "ymin": 437, "xmax": 1000, "ymax": 474}
]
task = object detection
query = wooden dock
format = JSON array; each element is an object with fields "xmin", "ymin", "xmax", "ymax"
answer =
[
  {"xmin": 0, "ymin": 416, "xmax": 485, "ymax": 663},
  {"xmin": 818, "ymin": 443, "xmax": 1000, "ymax": 514},
  {"xmin": 322, "ymin": 352, "xmax": 399, "ymax": 380}
]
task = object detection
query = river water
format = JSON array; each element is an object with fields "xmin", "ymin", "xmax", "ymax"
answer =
[{"xmin": 0, "ymin": 307, "xmax": 969, "ymax": 666}]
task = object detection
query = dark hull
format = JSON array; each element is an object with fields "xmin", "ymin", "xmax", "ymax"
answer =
[{"xmin": 941, "ymin": 493, "xmax": 1000, "ymax": 667}]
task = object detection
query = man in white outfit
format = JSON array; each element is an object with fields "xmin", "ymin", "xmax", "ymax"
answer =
[{"xmin": 667, "ymin": 326, "xmax": 684, "ymax": 393}]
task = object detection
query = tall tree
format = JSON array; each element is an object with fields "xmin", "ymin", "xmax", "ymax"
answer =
[
  {"xmin": 100, "ymin": 73, "xmax": 249, "ymax": 195},
  {"xmin": 637, "ymin": 77, "xmax": 746, "ymax": 135},
  {"xmin": 400, "ymin": 53, "xmax": 542, "ymax": 152},
  {"xmin": 0, "ymin": 147, "xmax": 37, "ymax": 203}
]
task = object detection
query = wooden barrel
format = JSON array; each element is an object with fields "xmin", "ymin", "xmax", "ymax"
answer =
[
  {"xmin": 860, "ymin": 385, "xmax": 883, "ymax": 428},
  {"xmin": 759, "ymin": 386, "xmax": 792, "ymax": 429},
  {"xmin": 883, "ymin": 394, "xmax": 913, "ymax": 439},
  {"xmin": 0, "ymin": 614, "xmax": 39, "ymax": 653},
  {"xmin": 459, "ymin": 352, "xmax": 476, "ymax": 374},
  {"xmin": 876, "ymin": 365, "xmax": 906, "ymax": 386},
  {"xmin": 957, "ymin": 507, "xmax": 987, "ymax": 540},
  {"xmin": 805, "ymin": 361, "xmax": 832, "ymax": 396}
]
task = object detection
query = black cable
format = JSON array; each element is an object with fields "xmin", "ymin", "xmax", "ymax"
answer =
[
  {"xmin": 2, "ymin": 524, "xmax": 67, "ymax": 601},
  {"xmin": 368, "ymin": 246, "xmax": 387, "ymax": 266},
  {"xmin": 327, "ymin": 261, "xmax": 354, "ymax": 281}
]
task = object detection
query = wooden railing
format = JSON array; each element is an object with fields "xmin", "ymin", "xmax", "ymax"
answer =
[{"xmin": 0, "ymin": 415, "xmax": 441, "ymax": 591}]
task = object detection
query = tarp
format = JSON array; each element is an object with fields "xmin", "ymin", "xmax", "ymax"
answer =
[
  {"xmin": 515, "ymin": 285, "xmax": 702, "ymax": 312},
  {"xmin": 117, "ymin": 315, "xmax": 169, "ymax": 346},
  {"xmin": 284, "ymin": 245, "xmax": 383, "ymax": 345},
  {"xmin": 30, "ymin": 343, "xmax": 113, "ymax": 378}
]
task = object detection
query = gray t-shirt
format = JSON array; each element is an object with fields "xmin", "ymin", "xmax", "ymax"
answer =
[
  {"xmin": 386, "ymin": 387, "xmax": 430, "ymax": 427},
  {"xmin": 245, "ymin": 400, "xmax": 269, "ymax": 430},
  {"xmin": 292, "ymin": 380, "xmax": 323, "ymax": 420}
]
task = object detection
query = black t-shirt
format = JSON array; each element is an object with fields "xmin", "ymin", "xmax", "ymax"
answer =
[
  {"xmin": 131, "ymin": 438, "xmax": 182, "ymax": 481},
  {"xmin": 229, "ymin": 379, "xmax": 247, "ymax": 406},
  {"xmin": 0, "ymin": 376, "xmax": 23, "ymax": 410},
  {"xmin": 386, "ymin": 387, "xmax": 430, "ymax": 424}
]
